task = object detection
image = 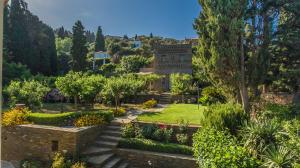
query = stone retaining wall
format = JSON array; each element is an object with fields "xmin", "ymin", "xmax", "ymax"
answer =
[
  {"xmin": 132, "ymin": 121, "xmax": 200, "ymax": 145},
  {"xmin": 1, "ymin": 124, "xmax": 102, "ymax": 164},
  {"xmin": 117, "ymin": 148, "xmax": 197, "ymax": 168}
]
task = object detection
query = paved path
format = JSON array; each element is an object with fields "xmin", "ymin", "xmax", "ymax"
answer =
[
  {"xmin": 112, "ymin": 104, "xmax": 167, "ymax": 124},
  {"xmin": 1, "ymin": 161, "xmax": 15, "ymax": 168}
]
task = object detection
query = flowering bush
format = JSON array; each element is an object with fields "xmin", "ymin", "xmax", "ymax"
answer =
[
  {"xmin": 112, "ymin": 107, "xmax": 126, "ymax": 117},
  {"xmin": 2, "ymin": 107, "xmax": 30, "ymax": 126},
  {"xmin": 71, "ymin": 162, "xmax": 86, "ymax": 168},
  {"xmin": 176, "ymin": 134, "xmax": 188, "ymax": 145},
  {"xmin": 143, "ymin": 99, "xmax": 158, "ymax": 109},
  {"xmin": 74, "ymin": 114, "xmax": 106, "ymax": 127}
]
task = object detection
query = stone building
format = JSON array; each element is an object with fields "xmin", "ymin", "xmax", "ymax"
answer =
[{"xmin": 140, "ymin": 44, "xmax": 193, "ymax": 91}]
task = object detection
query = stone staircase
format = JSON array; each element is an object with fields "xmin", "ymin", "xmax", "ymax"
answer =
[
  {"xmin": 81, "ymin": 122, "xmax": 129, "ymax": 168},
  {"xmin": 159, "ymin": 93, "xmax": 172, "ymax": 104}
]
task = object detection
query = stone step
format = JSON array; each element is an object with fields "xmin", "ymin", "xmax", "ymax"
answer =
[
  {"xmin": 105, "ymin": 126, "xmax": 121, "ymax": 131},
  {"xmin": 102, "ymin": 157, "xmax": 122, "ymax": 168},
  {"xmin": 94, "ymin": 140, "xmax": 118, "ymax": 148},
  {"xmin": 87, "ymin": 153, "xmax": 114, "ymax": 167},
  {"xmin": 102, "ymin": 130, "xmax": 122, "ymax": 137},
  {"xmin": 118, "ymin": 162, "xmax": 129, "ymax": 168},
  {"xmin": 81, "ymin": 146, "xmax": 113, "ymax": 157},
  {"xmin": 99, "ymin": 135, "xmax": 121, "ymax": 142}
]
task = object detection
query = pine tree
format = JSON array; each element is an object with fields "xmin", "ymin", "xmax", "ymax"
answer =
[
  {"xmin": 123, "ymin": 34, "xmax": 129, "ymax": 40},
  {"xmin": 95, "ymin": 26, "xmax": 105, "ymax": 52},
  {"xmin": 71, "ymin": 20, "xmax": 88, "ymax": 71},
  {"xmin": 85, "ymin": 30, "xmax": 96, "ymax": 43}
]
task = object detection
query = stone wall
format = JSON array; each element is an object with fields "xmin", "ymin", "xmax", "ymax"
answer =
[
  {"xmin": 117, "ymin": 148, "xmax": 197, "ymax": 168},
  {"xmin": 1, "ymin": 124, "xmax": 102, "ymax": 165},
  {"xmin": 132, "ymin": 121, "xmax": 200, "ymax": 145}
]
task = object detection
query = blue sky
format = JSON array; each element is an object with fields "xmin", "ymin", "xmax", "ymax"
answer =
[{"xmin": 26, "ymin": 0, "xmax": 200, "ymax": 40}]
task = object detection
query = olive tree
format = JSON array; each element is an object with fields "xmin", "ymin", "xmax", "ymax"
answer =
[
  {"xmin": 55, "ymin": 71, "xmax": 83, "ymax": 108},
  {"xmin": 6, "ymin": 80, "xmax": 50, "ymax": 108},
  {"xmin": 170, "ymin": 73, "xmax": 193, "ymax": 102}
]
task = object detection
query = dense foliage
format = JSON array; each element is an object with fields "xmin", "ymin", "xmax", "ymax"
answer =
[
  {"xmin": 200, "ymin": 103, "xmax": 247, "ymax": 133},
  {"xmin": 5, "ymin": 80, "xmax": 50, "ymax": 108},
  {"xmin": 198, "ymin": 86, "xmax": 226, "ymax": 105},
  {"xmin": 119, "ymin": 138, "xmax": 193, "ymax": 155},
  {"xmin": 142, "ymin": 99, "xmax": 158, "ymax": 109},
  {"xmin": 73, "ymin": 114, "xmax": 106, "ymax": 127},
  {"xmin": 2, "ymin": 107, "xmax": 30, "ymax": 126}
]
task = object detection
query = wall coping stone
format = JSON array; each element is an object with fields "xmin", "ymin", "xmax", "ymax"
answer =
[
  {"xmin": 117, "ymin": 148, "xmax": 196, "ymax": 161},
  {"xmin": 17, "ymin": 124, "xmax": 96, "ymax": 133},
  {"xmin": 133, "ymin": 120, "xmax": 202, "ymax": 128}
]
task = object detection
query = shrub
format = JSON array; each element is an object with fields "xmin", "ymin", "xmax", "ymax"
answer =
[
  {"xmin": 198, "ymin": 86, "xmax": 226, "ymax": 105},
  {"xmin": 176, "ymin": 134, "xmax": 188, "ymax": 145},
  {"xmin": 121, "ymin": 123, "xmax": 136, "ymax": 138},
  {"xmin": 112, "ymin": 107, "xmax": 126, "ymax": 117},
  {"xmin": 51, "ymin": 152, "xmax": 72, "ymax": 168},
  {"xmin": 74, "ymin": 114, "xmax": 106, "ymax": 127},
  {"xmin": 200, "ymin": 103, "xmax": 247, "ymax": 133},
  {"xmin": 143, "ymin": 99, "xmax": 158, "ymax": 109},
  {"xmin": 240, "ymin": 119, "xmax": 281, "ymax": 156},
  {"xmin": 261, "ymin": 146, "xmax": 299, "ymax": 168},
  {"xmin": 152, "ymin": 126, "xmax": 173, "ymax": 143},
  {"xmin": 193, "ymin": 127, "xmax": 259, "ymax": 168},
  {"xmin": 178, "ymin": 119, "xmax": 189, "ymax": 134},
  {"xmin": 142, "ymin": 124, "xmax": 159, "ymax": 139},
  {"xmin": 2, "ymin": 107, "xmax": 31, "ymax": 126},
  {"xmin": 261, "ymin": 103, "xmax": 300, "ymax": 120},
  {"xmin": 119, "ymin": 138, "xmax": 193, "ymax": 155}
]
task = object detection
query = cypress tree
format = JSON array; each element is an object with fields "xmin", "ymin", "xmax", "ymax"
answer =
[
  {"xmin": 71, "ymin": 20, "xmax": 88, "ymax": 71},
  {"xmin": 95, "ymin": 26, "xmax": 105, "ymax": 52},
  {"xmin": 194, "ymin": 0, "xmax": 250, "ymax": 112}
]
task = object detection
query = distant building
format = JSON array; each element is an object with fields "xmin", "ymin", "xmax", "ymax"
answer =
[
  {"xmin": 140, "ymin": 44, "xmax": 193, "ymax": 91},
  {"xmin": 93, "ymin": 51, "xmax": 111, "ymax": 70},
  {"xmin": 133, "ymin": 40, "xmax": 142, "ymax": 48}
]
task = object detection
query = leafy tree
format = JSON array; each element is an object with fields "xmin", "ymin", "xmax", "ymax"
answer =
[
  {"xmin": 102, "ymin": 75, "xmax": 145, "ymax": 110},
  {"xmin": 79, "ymin": 74, "xmax": 105, "ymax": 105},
  {"xmin": 5, "ymin": 80, "xmax": 50, "ymax": 108},
  {"xmin": 117, "ymin": 55, "xmax": 151, "ymax": 73},
  {"xmin": 123, "ymin": 35, "xmax": 129, "ymax": 40},
  {"xmin": 55, "ymin": 71, "xmax": 83, "ymax": 107},
  {"xmin": 56, "ymin": 37, "xmax": 72, "ymax": 74},
  {"xmin": 140, "ymin": 74, "xmax": 162, "ymax": 92},
  {"xmin": 102, "ymin": 77, "xmax": 129, "ymax": 110},
  {"xmin": 71, "ymin": 20, "xmax": 88, "ymax": 71},
  {"xmin": 194, "ymin": 0, "xmax": 249, "ymax": 112},
  {"xmin": 95, "ymin": 26, "xmax": 105, "ymax": 52},
  {"xmin": 170, "ymin": 73, "xmax": 193, "ymax": 102},
  {"xmin": 100, "ymin": 63, "xmax": 117, "ymax": 77}
]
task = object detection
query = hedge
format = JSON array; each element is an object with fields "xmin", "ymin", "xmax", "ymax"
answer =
[
  {"xmin": 118, "ymin": 138, "xmax": 193, "ymax": 155},
  {"xmin": 27, "ymin": 111, "xmax": 113, "ymax": 126}
]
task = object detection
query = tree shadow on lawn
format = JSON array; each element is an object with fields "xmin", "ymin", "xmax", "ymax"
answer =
[{"xmin": 138, "ymin": 112, "xmax": 162, "ymax": 117}]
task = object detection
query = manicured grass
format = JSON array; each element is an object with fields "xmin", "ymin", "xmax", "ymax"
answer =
[
  {"xmin": 119, "ymin": 138, "xmax": 193, "ymax": 155},
  {"xmin": 137, "ymin": 104, "xmax": 205, "ymax": 125}
]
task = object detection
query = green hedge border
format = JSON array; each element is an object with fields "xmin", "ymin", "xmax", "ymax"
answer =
[
  {"xmin": 27, "ymin": 111, "xmax": 113, "ymax": 126},
  {"xmin": 118, "ymin": 138, "xmax": 193, "ymax": 155}
]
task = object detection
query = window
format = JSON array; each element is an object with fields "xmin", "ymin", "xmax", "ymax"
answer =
[{"xmin": 51, "ymin": 140, "xmax": 59, "ymax": 151}]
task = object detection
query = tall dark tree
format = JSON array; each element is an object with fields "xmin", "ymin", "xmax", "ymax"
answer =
[
  {"xmin": 85, "ymin": 30, "xmax": 96, "ymax": 43},
  {"xmin": 123, "ymin": 34, "xmax": 129, "ymax": 40},
  {"xmin": 269, "ymin": 1, "xmax": 300, "ymax": 93},
  {"xmin": 95, "ymin": 26, "xmax": 105, "ymax": 52},
  {"xmin": 9, "ymin": 0, "xmax": 32, "ymax": 65},
  {"xmin": 71, "ymin": 20, "xmax": 88, "ymax": 71},
  {"xmin": 150, "ymin": 33, "xmax": 153, "ymax": 38}
]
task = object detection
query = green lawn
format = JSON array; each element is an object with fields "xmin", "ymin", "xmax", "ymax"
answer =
[{"xmin": 137, "ymin": 104, "xmax": 205, "ymax": 125}]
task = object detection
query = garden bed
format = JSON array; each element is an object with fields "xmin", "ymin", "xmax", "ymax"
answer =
[{"xmin": 118, "ymin": 138, "xmax": 193, "ymax": 155}]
